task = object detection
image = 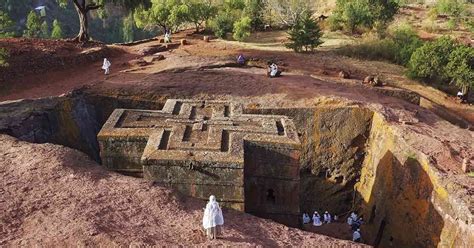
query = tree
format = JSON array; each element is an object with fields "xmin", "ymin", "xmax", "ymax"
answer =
[
  {"xmin": 133, "ymin": 0, "xmax": 186, "ymax": 33},
  {"xmin": 243, "ymin": 0, "xmax": 265, "ymax": 30},
  {"xmin": 0, "ymin": 48, "xmax": 8, "ymax": 67},
  {"xmin": 41, "ymin": 21, "xmax": 50, "ymax": 38},
  {"xmin": 286, "ymin": 11, "xmax": 323, "ymax": 52},
  {"xmin": 212, "ymin": 12, "xmax": 234, "ymax": 38},
  {"xmin": 446, "ymin": 45, "xmax": 474, "ymax": 94},
  {"xmin": 23, "ymin": 10, "xmax": 42, "ymax": 38},
  {"xmin": 208, "ymin": 0, "xmax": 244, "ymax": 39},
  {"xmin": 265, "ymin": 0, "xmax": 314, "ymax": 27},
  {"xmin": 122, "ymin": 13, "xmax": 135, "ymax": 42},
  {"xmin": 51, "ymin": 19, "xmax": 64, "ymax": 39},
  {"xmin": 0, "ymin": 10, "xmax": 15, "ymax": 37},
  {"xmin": 329, "ymin": 0, "xmax": 399, "ymax": 34},
  {"xmin": 233, "ymin": 16, "xmax": 252, "ymax": 41},
  {"xmin": 408, "ymin": 36, "xmax": 456, "ymax": 80},
  {"xmin": 183, "ymin": 0, "xmax": 217, "ymax": 32},
  {"xmin": 55, "ymin": 0, "xmax": 149, "ymax": 42}
]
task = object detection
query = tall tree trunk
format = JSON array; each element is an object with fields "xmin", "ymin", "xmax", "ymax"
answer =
[
  {"xmin": 76, "ymin": 8, "xmax": 89, "ymax": 42},
  {"xmin": 72, "ymin": 0, "xmax": 91, "ymax": 42}
]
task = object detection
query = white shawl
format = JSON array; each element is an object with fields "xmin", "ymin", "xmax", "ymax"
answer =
[{"xmin": 202, "ymin": 195, "xmax": 224, "ymax": 229}]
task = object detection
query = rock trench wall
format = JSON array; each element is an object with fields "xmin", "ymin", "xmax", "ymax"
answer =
[
  {"xmin": 0, "ymin": 93, "xmax": 471, "ymax": 247},
  {"xmin": 356, "ymin": 113, "xmax": 474, "ymax": 248}
]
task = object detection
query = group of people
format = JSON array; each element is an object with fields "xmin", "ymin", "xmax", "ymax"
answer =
[
  {"xmin": 302, "ymin": 211, "xmax": 336, "ymax": 226},
  {"xmin": 347, "ymin": 212, "xmax": 363, "ymax": 243},
  {"xmin": 201, "ymin": 195, "xmax": 365, "ymax": 243},
  {"xmin": 302, "ymin": 210, "xmax": 364, "ymax": 243}
]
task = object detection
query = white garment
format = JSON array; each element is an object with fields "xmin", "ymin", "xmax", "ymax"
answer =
[
  {"xmin": 347, "ymin": 216, "xmax": 353, "ymax": 225},
  {"xmin": 303, "ymin": 213, "xmax": 311, "ymax": 224},
  {"xmin": 203, "ymin": 195, "xmax": 224, "ymax": 229},
  {"xmin": 102, "ymin": 58, "xmax": 111, "ymax": 75},
  {"xmin": 353, "ymin": 230, "xmax": 361, "ymax": 241},
  {"xmin": 324, "ymin": 213, "xmax": 331, "ymax": 223},
  {"xmin": 102, "ymin": 58, "xmax": 111, "ymax": 70},
  {"xmin": 270, "ymin": 64, "xmax": 278, "ymax": 77},
  {"xmin": 313, "ymin": 213, "xmax": 322, "ymax": 226},
  {"xmin": 164, "ymin": 33, "xmax": 171, "ymax": 43}
]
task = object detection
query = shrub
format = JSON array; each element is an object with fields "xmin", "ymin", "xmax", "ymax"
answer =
[
  {"xmin": 336, "ymin": 25, "xmax": 422, "ymax": 66},
  {"xmin": 436, "ymin": 0, "xmax": 465, "ymax": 18},
  {"xmin": 286, "ymin": 12, "xmax": 323, "ymax": 53},
  {"xmin": 446, "ymin": 18, "xmax": 457, "ymax": 30},
  {"xmin": 0, "ymin": 48, "xmax": 9, "ymax": 67},
  {"xmin": 391, "ymin": 26, "xmax": 423, "ymax": 66},
  {"xmin": 331, "ymin": 0, "xmax": 399, "ymax": 34},
  {"xmin": 336, "ymin": 38, "xmax": 397, "ymax": 61},
  {"xmin": 233, "ymin": 16, "xmax": 252, "ymax": 41},
  {"xmin": 446, "ymin": 45, "xmax": 474, "ymax": 94},
  {"xmin": 0, "ymin": 11, "xmax": 15, "ymax": 38},
  {"xmin": 408, "ymin": 36, "xmax": 456, "ymax": 80},
  {"xmin": 211, "ymin": 13, "xmax": 234, "ymax": 38}
]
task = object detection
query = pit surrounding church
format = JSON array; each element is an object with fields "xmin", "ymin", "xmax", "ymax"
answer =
[{"xmin": 98, "ymin": 99, "xmax": 301, "ymax": 226}]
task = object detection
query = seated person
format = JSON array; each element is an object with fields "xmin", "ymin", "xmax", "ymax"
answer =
[
  {"xmin": 237, "ymin": 54, "xmax": 246, "ymax": 65},
  {"xmin": 457, "ymin": 90, "xmax": 468, "ymax": 103},
  {"xmin": 268, "ymin": 63, "xmax": 281, "ymax": 78},
  {"xmin": 302, "ymin": 213, "xmax": 311, "ymax": 224}
]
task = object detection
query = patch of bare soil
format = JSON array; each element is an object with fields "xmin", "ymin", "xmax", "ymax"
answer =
[{"xmin": 0, "ymin": 134, "xmax": 366, "ymax": 247}]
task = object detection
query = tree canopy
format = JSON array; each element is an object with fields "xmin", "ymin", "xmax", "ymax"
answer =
[
  {"xmin": 0, "ymin": 10, "xmax": 15, "ymax": 38},
  {"xmin": 329, "ymin": 0, "xmax": 399, "ymax": 35},
  {"xmin": 54, "ymin": 0, "xmax": 150, "ymax": 41},
  {"xmin": 286, "ymin": 11, "xmax": 323, "ymax": 52}
]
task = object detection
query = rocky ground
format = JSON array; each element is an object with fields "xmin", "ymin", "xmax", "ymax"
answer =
[
  {"xmin": 0, "ymin": 134, "xmax": 366, "ymax": 247},
  {"xmin": 0, "ymin": 30, "xmax": 473, "ymax": 247}
]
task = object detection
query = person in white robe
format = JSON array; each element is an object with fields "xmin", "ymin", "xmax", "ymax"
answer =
[
  {"xmin": 348, "ymin": 212, "xmax": 357, "ymax": 225},
  {"xmin": 313, "ymin": 211, "xmax": 322, "ymax": 226},
  {"xmin": 164, "ymin": 31, "xmax": 171, "ymax": 43},
  {"xmin": 270, "ymin": 63, "xmax": 279, "ymax": 77},
  {"xmin": 302, "ymin": 213, "xmax": 311, "ymax": 224},
  {"xmin": 202, "ymin": 195, "xmax": 224, "ymax": 240},
  {"xmin": 323, "ymin": 211, "xmax": 331, "ymax": 223},
  {"xmin": 102, "ymin": 58, "xmax": 111, "ymax": 75},
  {"xmin": 353, "ymin": 228, "xmax": 361, "ymax": 242}
]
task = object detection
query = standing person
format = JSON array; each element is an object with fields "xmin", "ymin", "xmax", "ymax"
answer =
[
  {"xmin": 203, "ymin": 195, "xmax": 224, "ymax": 240},
  {"xmin": 348, "ymin": 212, "xmax": 357, "ymax": 225},
  {"xmin": 353, "ymin": 228, "xmax": 361, "ymax": 242},
  {"xmin": 102, "ymin": 58, "xmax": 111, "ymax": 75},
  {"xmin": 164, "ymin": 30, "xmax": 171, "ymax": 43}
]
